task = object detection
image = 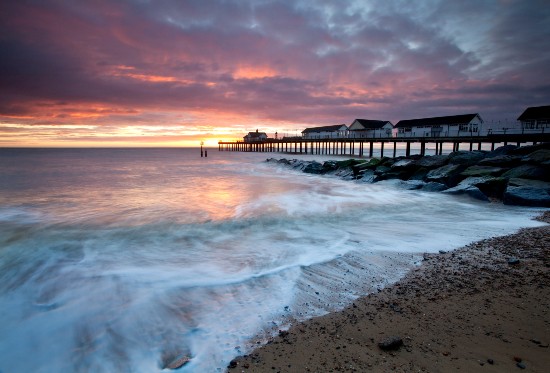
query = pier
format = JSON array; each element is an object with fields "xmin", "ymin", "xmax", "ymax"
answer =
[{"xmin": 219, "ymin": 133, "xmax": 549, "ymax": 157}]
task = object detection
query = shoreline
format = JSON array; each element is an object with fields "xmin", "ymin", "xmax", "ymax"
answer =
[{"xmin": 228, "ymin": 211, "xmax": 550, "ymax": 372}]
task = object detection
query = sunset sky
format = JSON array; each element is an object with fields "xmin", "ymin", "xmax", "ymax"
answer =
[{"xmin": 1, "ymin": 0, "xmax": 549, "ymax": 147}]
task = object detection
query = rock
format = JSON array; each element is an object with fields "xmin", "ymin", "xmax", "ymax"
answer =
[
  {"xmin": 530, "ymin": 339, "xmax": 541, "ymax": 344},
  {"xmin": 488, "ymin": 144, "xmax": 518, "ymax": 156},
  {"xmin": 460, "ymin": 165, "xmax": 506, "ymax": 177},
  {"xmin": 166, "ymin": 355, "xmax": 192, "ymax": 370},
  {"xmin": 503, "ymin": 178, "xmax": 550, "ymax": 207},
  {"xmin": 508, "ymin": 258, "xmax": 520, "ymax": 265},
  {"xmin": 378, "ymin": 336, "xmax": 403, "ymax": 351},
  {"xmin": 408, "ymin": 167, "xmax": 429, "ymax": 181},
  {"xmin": 502, "ymin": 164, "xmax": 549, "ymax": 181},
  {"xmin": 374, "ymin": 165, "xmax": 392, "ymax": 175},
  {"xmin": 358, "ymin": 169, "xmax": 375, "ymax": 183},
  {"xmin": 227, "ymin": 360, "xmax": 238, "ymax": 369},
  {"xmin": 303, "ymin": 161, "xmax": 324, "ymax": 174},
  {"xmin": 522, "ymin": 149, "xmax": 550, "ymax": 164},
  {"xmin": 425, "ymin": 164, "xmax": 467, "ymax": 187},
  {"xmin": 439, "ymin": 250, "xmax": 447, "ymax": 254},
  {"xmin": 517, "ymin": 362, "xmax": 526, "ymax": 369},
  {"xmin": 392, "ymin": 180, "xmax": 425, "ymax": 190},
  {"xmin": 448, "ymin": 151, "xmax": 487, "ymax": 166},
  {"xmin": 487, "ymin": 358, "xmax": 494, "ymax": 365},
  {"xmin": 391, "ymin": 158, "xmax": 416, "ymax": 170},
  {"xmin": 421, "ymin": 182, "xmax": 448, "ymax": 192},
  {"xmin": 478, "ymin": 154, "xmax": 523, "ymax": 168},
  {"xmin": 415, "ymin": 154, "xmax": 449, "ymax": 169},
  {"xmin": 443, "ymin": 185, "xmax": 489, "ymax": 201},
  {"xmin": 508, "ymin": 142, "xmax": 550, "ymax": 156}
]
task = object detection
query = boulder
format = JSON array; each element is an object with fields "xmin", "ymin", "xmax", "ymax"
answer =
[
  {"xmin": 478, "ymin": 154, "xmax": 522, "ymax": 168},
  {"xmin": 374, "ymin": 165, "xmax": 392, "ymax": 175},
  {"xmin": 448, "ymin": 151, "xmax": 487, "ymax": 166},
  {"xmin": 408, "ymin": 167, "xmax": 429, "ymax": 181},
  {"xmin": 414, "ymin": 154, "xmax": 449, "ymax": 169},
  {"xmin": 488, "ymin": 144, "xmax": 518, "ymax": 156},
  {"xmin": 502, "ymin": 164, "xmax": 549, "ymax": 181},
  {"xmin": 503, "ymin": 178, "xmax": 550, "ymax": 207},
  {"xmin": 425, "ymin": 164, "xmax": 467, "ymax": 187},
  {"xmin": 508, "ymin": 142, "xmax": 550, "ymax": 156},
  {"xmin": 522, "ymin": 149, "xmax": 550, "ymax": 164},
  {"xmin": 443, "ymin": 185, "xmax": 489, "ymax": 201},
  {"xmin": 303, "ymin": 161, "xmax": 324, "ymax": 174},
  {"xmin": 358, "ymin": 169, "xmax": 375, "ymax": 183},
  {"xmin": 421, "ymin": 182, "xmax": 448, "ymax": 192},
  {"xmin": 460, "ymin": 165, "xmax": 506, "ymax": 177}
]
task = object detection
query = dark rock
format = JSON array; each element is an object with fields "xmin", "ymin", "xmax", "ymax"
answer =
[
  {"xmin": 448, "ymin": 151, "xmax": 487, "ymax": 166},
  {"xmin": 227, "ymin": 360, "xmax": 238, "ymax": 369},
  {"xmin": 530, "ymin": 339, "xmax": 541, "ymax": 344},
  {"xmin": 421, "ymin": 182, "xmax": 448, "ymax": 192},
  {"xmin": 415, "ymin": 154, "xmax": 449, "ymax": 169},
  {"xmin": 517, "ymin": 362, "xmax": 526, "ymax": 369},
  {"xmin": 478, "ymin": 154, "xmax": 522, "ymax": 168},
  {"xmin": 303, "ymin": 161, "xmax": 324, "ymax": 174},
  {"xmin": 508, "ymin": 142, "xmax": 550, "ymax": 156},
  {"xmin": 358, "ymin": 169, "xmax": 375, "ymax": 183},
  {"xmin": 378, "ymin": 336, "xmax": 403, "ymax": 351},
  {"xmin": 374, "ymin": 165, "xmax": 392, "ymax": 175},
  {"xmin": 439, "ymin": 250, "xmax": 447, "ymax": 254},
  {"xmin": 503, "ymin": 178, "xmax": 550, "ymax": 207},
  {"xmin": 502, "ymin": 164, "xmax": 549, "ymax": 181},
  {"xmin": 425, "ymin": 164, "xmax": 467, "ymax": 187},
  {"xmin": 460, "ymin": 165, "xmax": 506, "ymax": 177},
  {"xmin": 508, "ymin": 258, "xmax": 520, "ymax": 265},
  {"xmin": 522, "ymin": 149, "xmax": 550, "ymax": 164},
  {"xmin": 391, "ymin": 158, "xmax": 416, "ymax": 170},
  {"xmin": 408, "ymin": 167, "xmax": 429, "ymax": 181},
  {"xmin": 443, "ymin": 185, "xmax": 489, "ymax": 201},
  {"xmin": 488, "ymin": 144, "xmax": 518, "ymax": 156},
  {"xmin": 487, "ymin": 359, "xmax": 494, "ymax": 365}
]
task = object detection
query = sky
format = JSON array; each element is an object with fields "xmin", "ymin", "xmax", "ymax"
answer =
[{"xmin": 1, "ymin": 0, "xmax": 549, "ymax": 147}]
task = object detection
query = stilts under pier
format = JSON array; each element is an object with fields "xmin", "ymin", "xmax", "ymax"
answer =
[{"xmin": 219, "ymin": 134, "xmax": 549, "ymax": 158}]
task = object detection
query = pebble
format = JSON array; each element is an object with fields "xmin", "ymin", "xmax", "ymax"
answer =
[
  {"xmin": 487, "ymin": 358, "xmax": 494, "ymax": 365},
  {"xmin": 508, "ymin": 258, "xmax": 520, "ymax": 265},
  {"xmin": 378, "ymin": 336, "xmax": 403, "ymax": 351},
  {"xmin": 517, "ymin": 362, "xmax": 526, "ymax": 369}
]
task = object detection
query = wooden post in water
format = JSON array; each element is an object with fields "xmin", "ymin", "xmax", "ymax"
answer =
[
  {"xmin": 369, "ymin": 141, "xmax": 373, "ymax": 158},
  {"xmin": 393, "ymin": 142, "xmax": 397, "ymax": 158},
  {"xmin": 406, "ymin": 142, "xmax": 411, "ymax": 157},
  {"xmin": 381, "ymin": 141, "xmax": 385, "ymax": 157}
]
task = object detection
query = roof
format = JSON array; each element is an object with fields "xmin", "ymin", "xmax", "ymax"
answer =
[
  {"xmin": 302, "ymin": 124, "xmax": 347, "ymax": 133},
  {"xmin": 517, "ymin": 105, "xmax": 550, "ymax": 121},
  {"xmin": 395, "ymin": 114, "xmax": 481, "ymax": 128},
  {"xmin": 351, "ymin": 119, "xmax": 392, "ymax": 129},
  {"xmin": 245, "ymin": 131, "xmax": 267, "ymax": 138}
]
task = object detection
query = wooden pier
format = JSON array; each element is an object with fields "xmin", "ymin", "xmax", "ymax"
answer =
[{"xmin": 219, "ymin": 134, "xmax": 549, "ymax": 158}]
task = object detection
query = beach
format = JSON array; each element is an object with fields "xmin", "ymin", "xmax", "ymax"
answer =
[{"xmin": 229, "ymin": 211, "xmax": 550, "ymax": 372}]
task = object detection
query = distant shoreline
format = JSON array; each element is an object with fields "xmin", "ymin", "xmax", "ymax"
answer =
[{"xmin": 228, "ymin": 211, "xmax": 550, "ymax": 372}]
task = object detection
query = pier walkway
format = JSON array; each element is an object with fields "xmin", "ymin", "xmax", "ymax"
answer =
[{"xmin": 218, "ymin": 133, "xmax": 549, "ymax": 157}]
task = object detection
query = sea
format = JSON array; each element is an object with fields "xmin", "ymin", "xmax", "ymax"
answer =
[{"xmin": 0, "ymin": 147, "xmax": 546, "ymax": 372}]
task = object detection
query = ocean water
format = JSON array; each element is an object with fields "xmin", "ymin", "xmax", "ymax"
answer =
[{"xmin": 0, "ymin": 148, "xmax": 545, "ymax": 372}]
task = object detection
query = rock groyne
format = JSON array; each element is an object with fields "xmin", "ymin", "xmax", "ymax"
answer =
[{"xmin": 267, "ymin": 143, "xmax": 550, "ymax": 207}]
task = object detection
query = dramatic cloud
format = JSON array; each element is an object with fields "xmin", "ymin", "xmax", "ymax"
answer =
[{"xmin": 1, "ymin": 0, "xmax": 549, "ymax": 146}]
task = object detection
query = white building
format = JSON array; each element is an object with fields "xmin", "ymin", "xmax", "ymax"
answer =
[
  {"xmin": 395, "ymin": 113, "xmax": 483, "ymax": 137},
  {"xmin": 348, "ymin": 119, "xmax": 393, "ymax": 138},
  {"xmin": 302, "ymin": 124, "xmax": 348, "ymax": 139},
  {"xmin": 243, "ymin": 129, "xmax": 268, "ymax": 142},
  {"xmin": 516, "ymin": 105, "xmax": 550, "ymax": 134}
]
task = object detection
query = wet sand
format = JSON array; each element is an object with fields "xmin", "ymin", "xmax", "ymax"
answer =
[{"xmin": 228, "ymin": 211, "xmax": 550, "ymax": 372}]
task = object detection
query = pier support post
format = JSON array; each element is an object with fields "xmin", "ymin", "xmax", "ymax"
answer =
[
  {"xmin": 393, "ymin": 142, "xmax": 397, "ymax": 158},
  {"xmin": 369, "ymin": 141, "xmax": 373, "ymax": 158},
  {"xmin": 420, "ymin": 141, "xmax": 425, "ymax": 156},
  {"xmin": 380, "ymin": 142, "xmax": 384, "ymax": 157},
  {"xmin": 406, "ymin": 142, "xmax": 411, "ymax": 157}
]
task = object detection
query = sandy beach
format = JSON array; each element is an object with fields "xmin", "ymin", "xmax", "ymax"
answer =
[{"xmin": 228, "ymin": 211, "xmax": 550, "ymax": 372}]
